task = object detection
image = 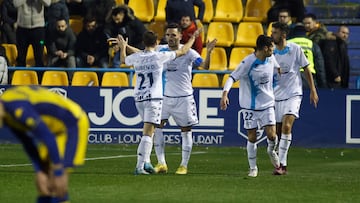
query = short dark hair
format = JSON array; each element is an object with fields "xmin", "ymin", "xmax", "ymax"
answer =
[
  {"xmin": 304, "ymin": 13, "xmax": 317, "ymax": 20},
  {"xmin": 143, "ymin": 30, "xmax": 158, "ymax": 47},
  {"xmin": 278, "ymin": 8, "xmax": 291, "ymax": 17},
  {"xmin": 256, "ymin": 35, "xmax": 274, "ymax": 50},
  {"xmin": 272, "ymin": 21, "xmax": 290, "ymax": 36},
  {"xmin": 166, "ymin": 23, "xmax": 182, "ymax": 32}
]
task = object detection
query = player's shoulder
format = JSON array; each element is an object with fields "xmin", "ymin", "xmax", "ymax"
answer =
[
  {"xmin": 287, "ymin": 41, "xmax": 302, "ymax": 50},
  {"xmin": 156, "ymin": 44, "xmax": 170, "ymax": 52}
]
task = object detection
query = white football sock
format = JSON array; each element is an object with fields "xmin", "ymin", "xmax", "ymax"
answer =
[
  {"xmin": 180, "ymin": 131, "xmax": 193, "ymax": 167},
  {"xmin": 247, "ymin": 141, "xmax": 257, "ymax": 170},
  {"xmin": 267, "ymin": 136, "xmax": 279, "ymax": 167},
  {"xmin": 279, "ymin": 133, "xmax": 292, "ymax": 166},
  {"xmin": 154, "ymin": 128, "xmax": 166, "ymax": 165},
  {"xmin": 136, "ymin": 135, "xmax": 152, "ymax": 169}
]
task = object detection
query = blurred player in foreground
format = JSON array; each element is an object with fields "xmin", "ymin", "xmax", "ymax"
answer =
[
  {"xmin": 0, "ymin": 86, "xmax": 89, "ymax": 202},
  {"xmin": 220, "ymin": 35, "xmax": 281, "ymax": 177}
]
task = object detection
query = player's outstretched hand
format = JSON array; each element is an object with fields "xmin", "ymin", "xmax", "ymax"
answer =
[{"xmin": 206, "ymin": 39, "xmax": 217, "ymax": 53}]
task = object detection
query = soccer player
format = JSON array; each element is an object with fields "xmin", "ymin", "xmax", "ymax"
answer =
[
  {"xmin": 152, "ymin": 24, "xmax": 217, "ymax": 175},
  {"xmin": 120, "ymin": 28, "xmax": 198, "ymax": 175},
  {"xmin": 220, "ymin": 35, "xmax": 281, "ymax": 177},
  {"xmin": 0, "ymin": 86, "xmax": 89, "ymax": 203},
  {"xmin": 271, "ymin": 22, "xmax": 319, "ymax": 175}
]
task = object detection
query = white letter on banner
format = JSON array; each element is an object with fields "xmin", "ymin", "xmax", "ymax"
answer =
[
  {"xmin": 88, "ymin": 89, "xmax": 113, "ymax": 125},
  {"xmin": 113, "ymin": 89, "xmax": 141, "ymax": 125},
  {"xmin": 198, "ymin": 89, "xmax": 224, "ymax": 126}
]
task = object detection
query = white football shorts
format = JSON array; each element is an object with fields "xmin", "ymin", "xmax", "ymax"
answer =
[
  {"xmin": 241, "ymin": 107, "xmax": 276, "ymax": 129},
  {"xmin": 135, "ymin": 100, "xmax": 163, "ymax": 125},
  {"xmin": 161, "ymin": 95, "xmax": 198, "ymax": 127},
  {"xmin": 275, "ymin": 95, "xmax": 302, "ymax": 122}
]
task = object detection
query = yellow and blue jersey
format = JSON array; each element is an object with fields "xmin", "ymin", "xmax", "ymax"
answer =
[{"xmin": 0, "ymin": 86, "xmax": 89, "ymax": 171}]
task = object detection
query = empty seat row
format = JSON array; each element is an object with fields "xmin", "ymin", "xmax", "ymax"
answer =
[
  {"xmin": 150, "ymin": 0, "xmax": 271, "ymax": 23},
  {"xmin": 10, "ymin": 70, "xmax": 240, "ymax": 88},
  {"xmin": 11, "ymin": 71, "xmax": 130, "ymax": 87}
]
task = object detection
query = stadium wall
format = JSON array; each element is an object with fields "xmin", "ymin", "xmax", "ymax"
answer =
[{"xmin": 0, "ymin": 86, "xmax": 359, "ymax": 148}]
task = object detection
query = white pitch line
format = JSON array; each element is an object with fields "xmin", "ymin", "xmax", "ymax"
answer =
[{"xmin": 0, "ymin": 151, "xmax": 207, "ymax": 167}]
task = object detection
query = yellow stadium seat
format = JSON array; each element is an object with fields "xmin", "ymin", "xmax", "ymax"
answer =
[
  {"xmin": 267, "ymin": 22, "xmax": 273, "ymax": 36},
  {"xmin": 195, "ymin": 20, "xmax": 205, "ymax": 44},
  {"xmin": 128, "ymin": 0, "xmax": 154, "ymax": 22},
  {"xmin": 41, "ymin": 71, "xmax": 69, "ymax": 86},
  {"xmin": 234, "ymin": 22, "xmax": 264, "ymax": 47},
  {"xmin": 71, "ymin": 71, "xmax": 99, "ymax": 86},
  {"xmin": 228, "ymin": 47, "xmax": 255, "ymax": 70},
  {"xmin": 243, "ymin": 0, "xmax": 272, "ymax": 23},
  {"xmin": 101, "ymin": 72, "xmax": 129, "ymax": 87},
  {"xmin": 115, "ymin": 0, "xmax": 124, "ymax": 5},
  {"xmin": 69, "ymin": 18, "xmax": 83, "ymax": 35},
  {"xmin": 212, "ymin": 0, "xmax": 243, "ymax": 23},
  {"xmin": 192, "ymin": 73, "xmax": 219, "ymax": 88},
  {"xmin": 11, "ymin": 70, "xmax": 39, "ymax": 85},
  {"xmin": 222, "ymin": 74, "xmax": 239, "ymax": 88},
  {"xmin": 206, "ymin": 22, "xmax": 234, "ymax": 47},
  {"xmin": 147, "ymin": 21, "xmax": 167, "ymax": 40},
  {"xmin": 194, "ymin": 0, "xmax": 214, "ymax": 23},
  {"xmin": 1, "ymin": 43, "xmax": 17, "ymax": 66},
  {"xmin": 154, "ymin": 0, "xmax": 166, "ymax": 21},
  {"xmin": 26, "ymin": 45, "xmax": 48, "ymax": 67},
  {"xmin": 200, "ymin": 47, "xmax": 228, "ymax": 71}
]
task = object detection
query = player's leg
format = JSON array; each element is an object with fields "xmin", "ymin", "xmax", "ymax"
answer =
[
  {"xmin": 135, "ymin": 100, "xmax": 161, "ymax": 175},
  {"xmin": 173, "ymin": 96, "xmax": 198, "ymax": 175},
  {"xmin": 175, "ymin": 126, "xmax": 193, "ymax": 175},
  {"xmin": 247, "ymin": 128, "xmax": 258, "ymax": 177},
  {"xmin": 154, "ymin": 120, "xmax": 168, "ymax": 173},
  {"xmin": 278, "ymin": 114, "xmax": 295, "ymax": 173},
  {"xmin": 278, "ymin": 96, "xmax": 301, "ymax": 174}
]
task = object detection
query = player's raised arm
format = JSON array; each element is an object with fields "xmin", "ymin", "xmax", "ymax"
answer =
[
  {"xmin": 200, "ymin": 39, "xmax": 217, "ymax": 69},
  {"xmin": 175, "ymin": 27, "xmax": 203, "ymax": 57}
]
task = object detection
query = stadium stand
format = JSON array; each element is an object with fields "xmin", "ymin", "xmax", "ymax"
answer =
[
  {"xmin": 206, "ymin": 22, "xmax": 234, "ymax": 47},
  {"xmin": 234, "ymin": 22, "xmax": 264, "ymax": 47},
  {"xmin": 154, "ymin": 0, "xmax": 166, "ymax": 21},
  {"xmin": 71, "ymin": 71, "xmax": 99, "ymax": 86},
  {"xmin": 1, "ymin": 43, "xmax": 17, "ymax": 66},
  {"xmin": 41, "ymin": 71, "xmax": 69, "ymax": 86},
  {"xmin": 192, "ymin": 73, "xmax": 219, "ymax": 88},
  {"xmin": 11, "ymin": 70, "xmax": 39, "ymax": 85},
  {"xmin": 115, "ymin": 0, "xmax": 125, "ymax": 5},
  {"xmin": 228, "ymin": 47, "xmax": 255, "ymax": 71},
  {"xmin": 128, "ymin": 0, "xmax": 154, "ymax": 22},
  {"xmin": 101, "ymin": 72, "xmax": 129, "ymax": 87},
  {"xmin": 194, "ymin": 0, "xmax": 214, "ymax": 23},
  {"xmin": 212, "ymin": 0, "xmax": 243, "ymax": 23},
  {"xmin": 243, "ymin": 0, "xmax": 272, "ymax": 23},
  {"xmin": 200, "ymin": 47, "xmax": 228, "ymax": 71},
  {"xmin": 69, "ymin": 18, "xmax": 83, "ymax": 35}
]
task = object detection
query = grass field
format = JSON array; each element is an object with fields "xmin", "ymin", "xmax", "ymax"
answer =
[{"xmin": 0, "ymin": 144, "xmax": 360, "ymax": 203}]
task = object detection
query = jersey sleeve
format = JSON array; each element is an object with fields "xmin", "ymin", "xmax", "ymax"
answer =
[
  {"xmin": 158, "ymin": 51, "xmax": 176, "ymax": 68},
  {"xmin": 189, "ymin": 49, "xmax": 203, "ymax": 67},
  {"xmin": 297, "ymin": 46, "xmax": 310, "ymax": 68}
]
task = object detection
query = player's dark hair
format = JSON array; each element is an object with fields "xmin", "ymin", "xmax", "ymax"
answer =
[
  {"xmin": 143, "ymin": 30, "xmax": 158, "ymax": 47},
  {"xmin": 272, "ymin": 21, "xmax": 290, "ymax": 36},
  {"xmin": 256, "ymin": 35, "xmax": 274, "ymax": 50},
  {"xmin": 166, "ymin": 23, "xmax": 182, "ymax": 32}
]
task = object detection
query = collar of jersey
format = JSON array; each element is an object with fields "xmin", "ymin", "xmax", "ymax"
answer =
[
  {"xmin": 253, "ymin": 57, "xmax": 269, "ymax": 66},
  {"xmin": 274, "ymin": 46, "xmax": 290, "ymax": 55}
]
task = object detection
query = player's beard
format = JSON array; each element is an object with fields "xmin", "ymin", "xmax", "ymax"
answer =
[{"xmin": 168, "ymin": 39, "xmax": 179, "ymax": 50}]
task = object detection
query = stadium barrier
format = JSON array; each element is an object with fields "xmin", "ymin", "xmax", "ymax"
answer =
[{"xmin": 1, "ymin": 67, "xmax": 360, "ymax": 148}]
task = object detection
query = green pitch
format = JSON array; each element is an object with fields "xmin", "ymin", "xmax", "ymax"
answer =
[{"xmin": 1, "ymin": 144, "xmax": 360, "ymax": 203}]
